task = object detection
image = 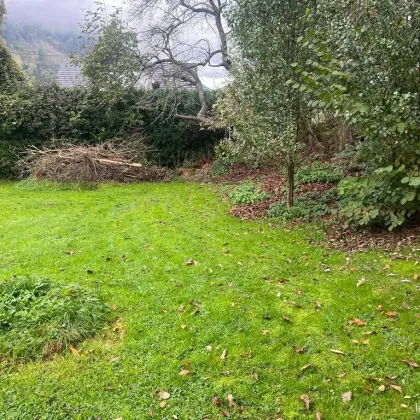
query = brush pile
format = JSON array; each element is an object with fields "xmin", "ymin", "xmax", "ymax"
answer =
[{"xmin": 20, "ymin": 141, "xmax": 172, "ymax": 183}]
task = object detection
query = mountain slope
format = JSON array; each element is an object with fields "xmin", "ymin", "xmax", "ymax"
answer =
[{"xmin": 2, "ymin": 22, "xmax": 83, "ymax": 81}]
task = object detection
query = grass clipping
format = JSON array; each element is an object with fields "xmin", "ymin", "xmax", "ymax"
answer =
[
  {"xmin": 0, "ymin": 277, "xmax": 112, "ymax": 360},
  {"xmin": 21, "ymin": 141, "xmax": 171, "ymax": 183}
]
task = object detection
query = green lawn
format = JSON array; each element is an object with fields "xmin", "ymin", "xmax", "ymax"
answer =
[{"xmin": 0, "ymin": 181, "xmax": 419, "ymax": 419}]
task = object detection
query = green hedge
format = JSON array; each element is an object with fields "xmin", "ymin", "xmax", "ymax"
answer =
[{"xmin": 0, "ymin": 84, "xmax": 222, "ymax": 177}]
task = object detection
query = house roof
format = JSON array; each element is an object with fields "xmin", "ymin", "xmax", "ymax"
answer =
[
  {"xmin": 56, "ymin": 61, "xmax": 86, "ymax": 88},
  {"xmin": 55, "ymin": 60, "xmax": 198, "ymax": 90}
]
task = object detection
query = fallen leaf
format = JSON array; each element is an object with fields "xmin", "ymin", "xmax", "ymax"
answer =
[
  {"xmin": 338, "ymin": 372, "xmax": 347, "ymax": 378},
  {"xmin": 402, "ymin": 359, "xmax": 419, "ymax": 368},
  {"xmin": 294, "ymin": 346, "xmax": 305, "ymax": 353},
  {"xmin": 342, "ymin": 391, "xmax": 352, "ymax": 402},
  {"xmin": 69, "ymin": 345, "xmax": 79, "ymax": 356},
  {"xmin": 222, "ymin": 409, "xmax": 230, "ymax": 417},
  {"xmin": 252, "ymin": 371, "xmax": 259, "ymax": 380},
  {"xmin": 390, "ymin": 384, "xmax": 403, "ymax": 394},
  {"xmin": 179, "ymin": 370, "xmax": 190, "ymax": 376},
  {"xmin": 262, "ymin": 330, "xmax": 269, "ymax": 335},
  {"xmin": 159, "ymin": 401, "xmax": 167, "ymax": 408},
  {"xmin": 291, "ymin": 301, "xmax": 303, "ymax": 308},
  {"xmin": 296, "ymin": 290, "xmax": 303, "ymax": 295},
  {"xmin": 159, "ymin": 391, "xmax": 170, "ymax": 400},
  {"xmin": 385, "ymin": 311, "xmax": 398, "ymax": 317},
  {"xmin": 383, "ymin": 264, "xmax": 390, "ymax": 270},
  {"xmin": 315, "ymin": 301, "xmax": 322, "ymax": 310},
  {"xmin": 301, "ymin": 363, "xmax": 312, "ymax": 371},
  {"xmin": 316, "ymin": 412, "xmax": 322, "ymax": 420},
  {"xmin": 178, "ymin": 305, "xmax": 185, "ymax": 312},
  {"xmin": 186, "ymin": 260, "xmax": 198, "ymax": 266},
  {"xmin": 180, "ymin": 324, "xmax": 187, "ymax": 330},
  {"xmin": 357, "ymin": 277, "xmax": 366, "ymax": 287},
  {"xmin": 220, "ymin": 349, "xmax": 227, "ymax": 360},
  {"xmin": 282, "ymin": 316, "xmax": 292, "ymax": 323},
  {"xmin": 206, "ymin": 345, "xmax": 212, "ymax": 351},
  {"xmin": 379, "ymin": 385, "xmax": 386, "ymax": 392},
  {"xmin": 385, "ymin": 375, "xmax": 399, "ymax": 381},
  {"xmin": 212, "ymin": 395, "xmax": 222, "ymax": 406},
  {"xmin": 414, "ymin": 273, "xmax": 418, "ymax": 280},
  {"xmin": 227, "ymin": 394, "xmax": 240, "ymax": 410},
  {"xmin": 300, "ymin": 394, "xmax": 310, "ymax": 410},
  {"xmin": 348, "ymin": 318, "xmax": 367, "ymax": 326},
  {"xmin": 361, "ymin": 339, "xmax": 369, "ymax": 345},
  {"xmin": 109, "ymin": 355, "xmax": 120, "ymax": 363},
  {"xmin": 330, "ymin": 349, "xmax": 345, "ymax": 355}
]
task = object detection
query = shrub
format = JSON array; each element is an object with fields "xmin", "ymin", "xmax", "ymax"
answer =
[
  {"xmin": 268, "ymin": 189, "xmax": 338, "ymax": 220},
  {"xmin": 296, "ymin": 162, "xmax": 344, "ymax": 184},
  {"xmin": 0, "ymin": 277, "xmax": 112, "ymax": 359},
  {"xmin": 211, "ymin": 160, "xmax": 231, "ymax": 176},
  {"xmin": 339, "ymin": 165, "xmax": 420, "ymax": 230},
  {"xmin": 229, "ymin": 182, "xmax": 271, "ymax": 205}
]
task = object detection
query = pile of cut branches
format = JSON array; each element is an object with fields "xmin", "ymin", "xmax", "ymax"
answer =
[{"xmin": 20, "ymin": 141, "xmax": 172, "ymax": 183}]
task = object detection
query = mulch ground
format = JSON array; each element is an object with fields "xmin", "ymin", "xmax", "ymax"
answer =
[{"xmin": 185, "ymin": 163, "xmax": 420, "ymax": 253}]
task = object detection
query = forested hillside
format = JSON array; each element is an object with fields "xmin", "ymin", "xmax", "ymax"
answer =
[{"xmin": 2, "ymin": 22, "xmax": 82, "ymax": 81}]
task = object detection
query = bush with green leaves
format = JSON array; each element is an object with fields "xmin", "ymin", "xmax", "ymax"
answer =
[
  {"xmin": 0, "ymin": 277, "xmax": 112, "ymax": 359},
  {"xmin": 339, "ymin": 165, "xmax": 420, "ymax": 230},
  {"xmin": 296, "ymin": 162, "xmax": 344, "ymax": 184},
  {"xmin": 229, "ymin": 182, "xmax": 271, "ymax": 205},
  {"xmin": 268, "ymin": 189, "xmax": 337, "ymax": 220}
]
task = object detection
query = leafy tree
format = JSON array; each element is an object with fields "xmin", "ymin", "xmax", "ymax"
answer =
[{"xmin": 219, "ymin": 0, "xmax": 315, "ymax": 207}]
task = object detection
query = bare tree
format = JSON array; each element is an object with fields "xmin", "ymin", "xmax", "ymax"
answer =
[{"xmin": 129, "ymin": 0, "xmax": 231, "ymax": 121}]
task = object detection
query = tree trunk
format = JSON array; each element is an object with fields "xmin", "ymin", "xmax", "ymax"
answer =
[{"xmin": 287, "ymin": 160, "xmax": 295, "ymax": 208}]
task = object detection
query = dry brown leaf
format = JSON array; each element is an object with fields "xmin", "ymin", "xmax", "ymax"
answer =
[
  {"xmin": 262, "ymin": 330, "xmax": 270, "ymax": 335},
  {"xmin": 179, "ymin": 370, "xmax": 190, "ymax": 376},
  {"xmin": 342, "ymin": 391, "xmax": 353, "ymax": 402},
  {"xmin": 361, "ymin": 339, "xmax": 369, "ymax": 345},
  {"xmin": 69, "ymin": 345, "xmax": 79, "ymax": 356},
  {"xmin": 212, "ymin": 395, "xmax": 223, "ymax": 406},
  {"xmin": 294, "ymin": 346, "xmax": 305, "ymax": 353},
  {"xmin": 178, "ymin": 305, "xmax": 185, "ymax": 312},
  {"xmin": 159, "ymin": 401, "xmax": 167, "ymax": 408},
  {"xmin": 252, "ymin": 371, "xmax": 259, "ymax": 381},
  {"xmin": 390, "ymin": 384, "xmax": 403, "ymax": 394},
  {"xmin": 414, "ymin": 273, "xmax": 419, "ymax": 280},
  {"xmin": 316, "ymin": 412, "xmax": 322, "ymax": 420},
  {"xmin": 315, "ymin": 301, "xmax": 322, "ymax": 310},
  {"xmin": 348, "ymin": 318, "xmax": 367, "ymax": 326},
  {"xmin": 301, "ymin": 363, "xmax": 312, "ymax": 371},
  {"xmin": 300, "ymin": 394, "xmax": 310, "ymax": 410},
  {"xmin": 291, "ymin": 301, "xmax": 303, "ymax": 308},
  {"xmin": 330, "ymin": 349, "xmax": 345, "ymax": 355},
  {"xmin": 385, "ymin": 311, "xmax": 398, "ymax": 317},
  {"xmin": 402, "ymin": 359, "xmax": 419, "ymax": 368},
  {"xmin": 109, "ymin": 355, "xmax": 120, "ymax": 363},
  {"xmin": 379, "ymin": 385, "xmax": 386, "ymax": 392},
  {"xmin": 296, "ymin": 290, "xmax": 303, "ymax": 295},
  {"xmin": 338, "ymin": 372, "xmax": 347, "ymax": 378},
  {"xmin": 282, "ymin": 316, "xmax": 292, "ymax": 323},
  {"xmin": 159, "ymin": 391, "xmax": 170, "ymax": 400},
  {"xmin": 222, "ymin": 409, "xmax": 230, "ymax": 417},
  {"xmin": 227, "ymin": 394, "xmax": 240, "ymax": 410},
  {"xmin": 180, "ymin": 324, "xmax": 187, "ymax": 330},
  {"xmin": 220, "ymin": 349, "xmax": 228, "ymax": 360}
]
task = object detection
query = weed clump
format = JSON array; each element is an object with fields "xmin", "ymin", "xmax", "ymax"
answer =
[{"xmin": 0, "ymin": 277, "xmax": 112, "ymax": 360}]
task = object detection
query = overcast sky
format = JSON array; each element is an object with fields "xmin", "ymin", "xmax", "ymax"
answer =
[{"xmin": 5, "ymin": 0, "xmax": 226, "ymax": 88}]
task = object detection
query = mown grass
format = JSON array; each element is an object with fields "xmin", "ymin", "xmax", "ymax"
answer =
[{"xmin": 0, "ymin": 181, "xmax": 419, "ymax": 419}]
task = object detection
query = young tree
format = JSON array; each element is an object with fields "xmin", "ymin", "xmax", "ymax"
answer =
[{"xmin": 219, "ymin": 0, "xmax": 315, "ymax": 207}]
